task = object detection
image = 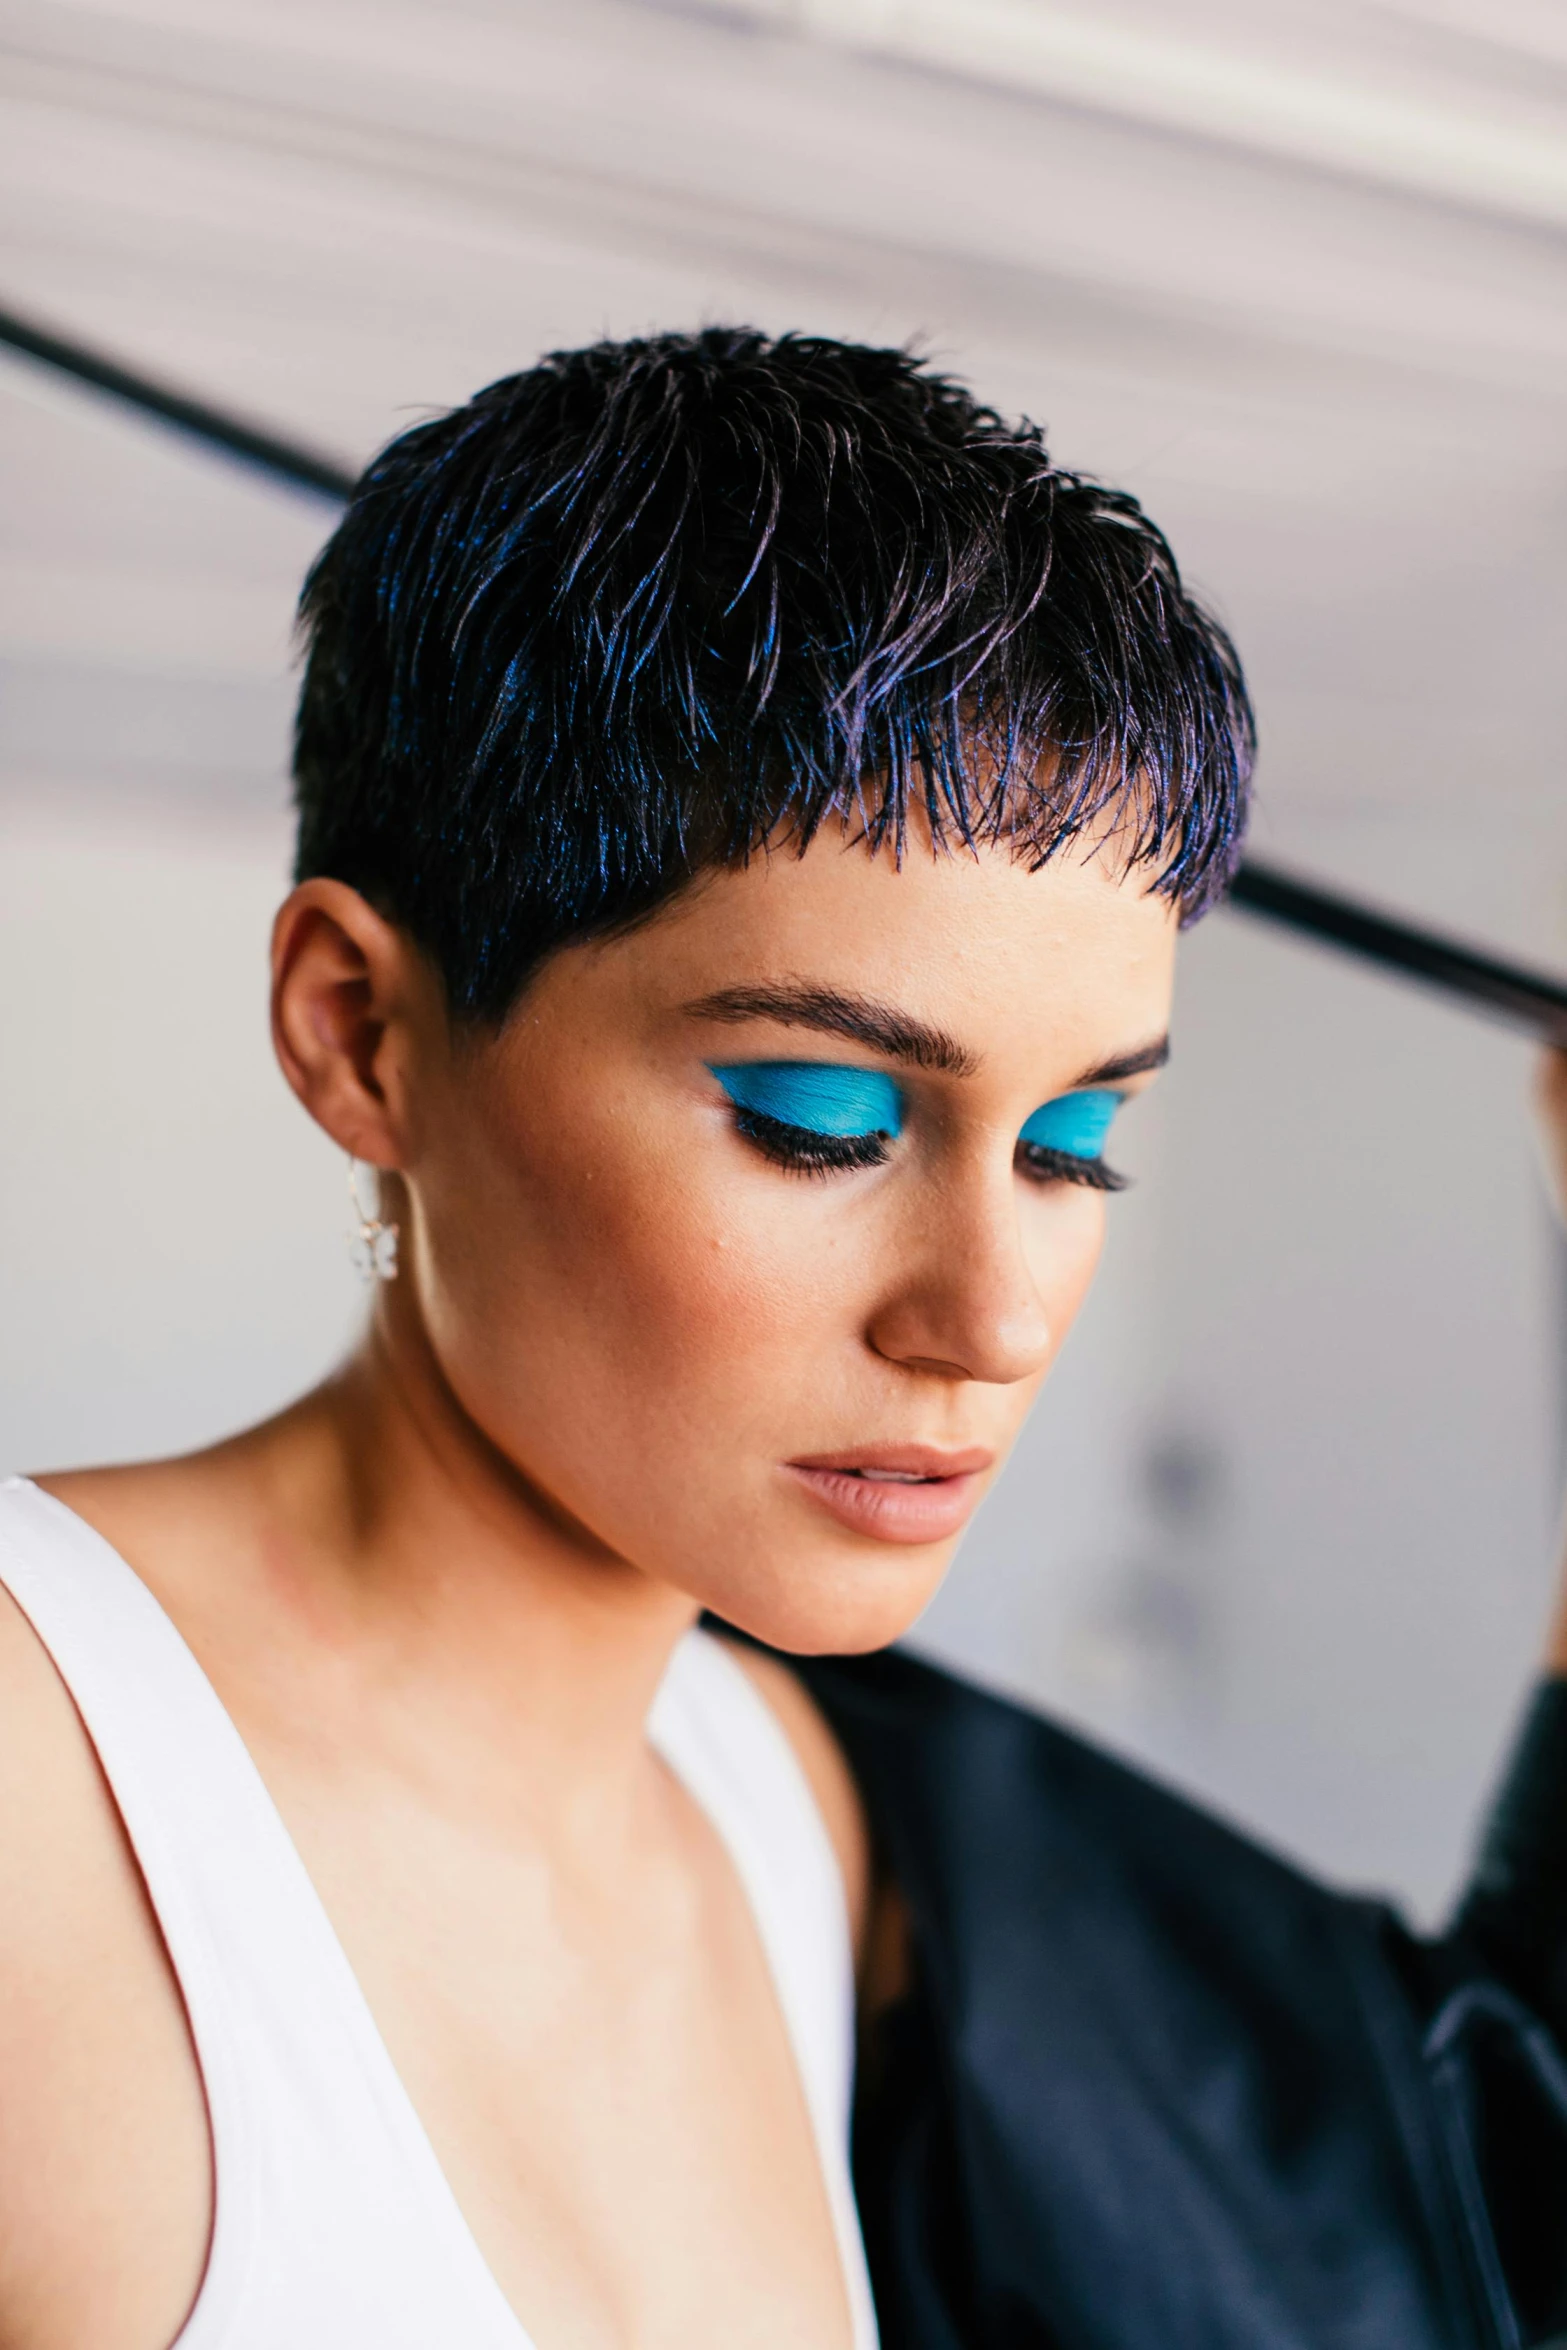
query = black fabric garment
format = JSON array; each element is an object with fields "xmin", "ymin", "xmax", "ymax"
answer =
[
  {"xmin": 792, "ymin": 1649, "xmax": 1567, "ymax": 2350},
  {"xmin": 1457, "ymin": 1683, "xmax": 1567, "ymax": 2055}
]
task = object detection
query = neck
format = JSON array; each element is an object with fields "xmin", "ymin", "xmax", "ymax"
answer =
[{"xmin": 210, "ymin": 1290, "xmax": 701, "ymax": 1826}]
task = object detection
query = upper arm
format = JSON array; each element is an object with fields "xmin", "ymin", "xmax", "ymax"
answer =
[{"xmin": 0, "ymin": 1579, "xmax": 212, "ymax": 2350}]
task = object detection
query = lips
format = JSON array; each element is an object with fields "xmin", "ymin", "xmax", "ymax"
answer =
[{"xmin": 784, "ymin": 1445, "xmax": 994, "ymax": 1545}]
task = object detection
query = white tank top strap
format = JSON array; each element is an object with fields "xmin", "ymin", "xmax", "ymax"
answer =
[
  {"xmin": 648, "ymin": 1633, "xmax": 878, "ymax": 2349},
  {"xmin": 0, "ymin": 1476, "xmax": 878, "ymax": 2350}
]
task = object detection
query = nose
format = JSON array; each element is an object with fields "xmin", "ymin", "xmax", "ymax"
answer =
[{"xmin": 865, "ymin": 1161, "xmax": 1060, "ymax": 1387}]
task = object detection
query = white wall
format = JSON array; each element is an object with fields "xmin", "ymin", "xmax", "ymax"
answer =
[
  {"xmin": 0, "ymin": 801, "xmax": 355, "ymax": 1470},
  {"xmin": 4, "ymin": 0, "xmax": 1566, "ymax": 1920}
]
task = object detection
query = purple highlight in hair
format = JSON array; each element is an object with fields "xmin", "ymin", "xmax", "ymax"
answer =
[{"xmin": 294, "ymin": 328, "xmax": 1253, "ymax": 1021}]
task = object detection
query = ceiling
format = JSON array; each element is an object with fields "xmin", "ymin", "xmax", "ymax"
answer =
[
  {"xmin": 1, "ymin": 0, "xmax": 1564, "ymax": 937},
  {"xmin": 729, "ymin": 0, "xmax": 1567, "ymax": 229}
]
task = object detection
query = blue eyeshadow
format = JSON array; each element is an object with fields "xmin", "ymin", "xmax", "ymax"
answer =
[
  {"xmin": 709, "ymin": 1062, "xmax": 904, "ymax": 1138},
  {"xmin": 1019, "ymin": 1088, "xmax": 1122, "ymax": 1160}
]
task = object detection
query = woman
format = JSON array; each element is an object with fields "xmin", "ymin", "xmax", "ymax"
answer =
[{"xmin": 0, "ymin": 329, "xmax": 1561, "ymax": 2350}]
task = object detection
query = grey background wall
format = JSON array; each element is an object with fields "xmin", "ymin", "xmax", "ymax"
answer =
[{"xmin": 4, "ymin": 0, "xmax": 1565, "ymax": 1918}]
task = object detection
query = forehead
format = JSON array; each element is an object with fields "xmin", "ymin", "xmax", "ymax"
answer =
[{"xmin": 596, "ymin": 829, "xmax": 1179, "ymax": 1072}]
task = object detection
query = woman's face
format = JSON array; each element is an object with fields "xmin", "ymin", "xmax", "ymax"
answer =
[{"xmin": 393, "ymin": 830, "xmax": 1179, "ymax": 1653}]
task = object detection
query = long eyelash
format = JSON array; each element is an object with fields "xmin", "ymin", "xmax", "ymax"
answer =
[
  {"xmin": 1017, "ymin": 1142, "xmax": 1130, "ymax": 1194},
  {"xmin": 733, "ymin": 1107, "xmax": 892, "ymax": 1177}
]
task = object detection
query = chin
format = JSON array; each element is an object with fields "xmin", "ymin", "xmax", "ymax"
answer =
[{"xmin": 692, "ymin": 1539, "xmax": 956, "ymax": 1659}]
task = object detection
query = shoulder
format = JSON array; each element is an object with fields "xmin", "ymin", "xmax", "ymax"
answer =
[
  {"xmin": 28, "ymin": 1453, "xmax": 234, "ymax": 1581},
  {"xmin": 791, "ymin": 1667, "xmax": 1505, "ymax": 2344},
  {"xmin": 716, "ymin": 1639, "xmax": 874, "ymax": 1964}
]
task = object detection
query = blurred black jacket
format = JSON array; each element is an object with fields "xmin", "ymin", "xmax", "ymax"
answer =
[{"xmin": 793, "ymin": 1648, "xmax": 1567, "ymax": 2350}]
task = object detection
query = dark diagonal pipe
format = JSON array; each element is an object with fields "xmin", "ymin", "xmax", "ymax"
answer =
[
  {"xmin": 0, "ymin": 303, "xmax": 356, "ymax": 501},
  {"xmin": 5, "ymin": 299, "xmax": 1565, "ymax": 1048},
  {"xmin": 1228, "ymin": 864, "xmax": 1567, "ymax": 1048}
]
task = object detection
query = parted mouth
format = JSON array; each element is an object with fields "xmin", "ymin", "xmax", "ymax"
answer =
[{"xmin": 782, "ymin": 1448, "xmax": 995, "ymax": 1544}]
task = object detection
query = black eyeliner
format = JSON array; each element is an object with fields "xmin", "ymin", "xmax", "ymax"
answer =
[
  {"xmin": 732, "ymin": 1107, "xmax": 893, "ymax": 1177},
  {"xmin": 1016, "ymin": 1143, "xmax": 1130, "ymax": 1194}
]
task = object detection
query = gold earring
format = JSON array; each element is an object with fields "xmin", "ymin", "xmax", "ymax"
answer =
[{"xmin": 347, "ymin": 1158, "xmax": 399, "ymax": 1284}]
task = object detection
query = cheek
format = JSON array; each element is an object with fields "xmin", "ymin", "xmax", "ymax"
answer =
[{"xmin": 415, "ymin": 1086, "xmax": 858, "ymax": 1439}]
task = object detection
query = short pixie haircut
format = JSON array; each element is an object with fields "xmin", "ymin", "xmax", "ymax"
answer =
[{"xmin": 294, "ymin": 328, "xmax": 1253, "ymax": 1022}]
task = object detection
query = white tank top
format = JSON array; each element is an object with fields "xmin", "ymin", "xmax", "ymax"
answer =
[{"xmin": 0, "ymin": 1476, "xmax": 880, "ymax": 2350}]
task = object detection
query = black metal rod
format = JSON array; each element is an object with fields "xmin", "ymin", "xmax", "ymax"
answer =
[
  {"xmin": 5, "ymin": 296, "xmax": 1565, "ymax": 1049},
  {"xmin": 0, "ymin": 303, "xmax": 355, "ymax": 501},
  {"xmin": 1229, "ymin": 863, "xmax": 1567, "ymax": 1049}
]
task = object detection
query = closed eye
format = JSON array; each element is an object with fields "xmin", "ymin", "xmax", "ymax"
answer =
[
  {"xmin": 710, "ymin": 1061, "xmax": 903, "ymax": 1179},
  {"xmin": 731, "ymin": 1109, "xmax": 894, "ymax": 1177},
  {"xmin": 709, "ymin": 1064, "xmax": 1135, "ymax": 1189},
  {"xmin": 1016, "ymin": 1088, "xmax": 1129, "ymax": 1193}
]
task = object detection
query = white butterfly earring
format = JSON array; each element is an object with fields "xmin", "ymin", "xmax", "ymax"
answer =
[{"xmin": 347, "ymin": 1158, "xmax": 400, "ymax": 1284}]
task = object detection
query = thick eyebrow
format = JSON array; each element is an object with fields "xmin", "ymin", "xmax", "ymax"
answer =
[
  {"xmin": 685, "ymin": 983, "xmax": 979, "ymax": 1077},
  {"xmin": 1075, "ymin": 1036, "xmax": 1171, "ymax": 1086}
]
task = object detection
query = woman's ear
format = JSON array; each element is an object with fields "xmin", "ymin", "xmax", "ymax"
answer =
[{"xmin": 270, "ymin": 880, "xmax": 431, "ymax": 1168}]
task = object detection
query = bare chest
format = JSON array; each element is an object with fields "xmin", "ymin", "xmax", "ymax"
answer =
[{"xmin": 258, "ymin": 1745, "xmax": 858, "ymax": 2350}]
